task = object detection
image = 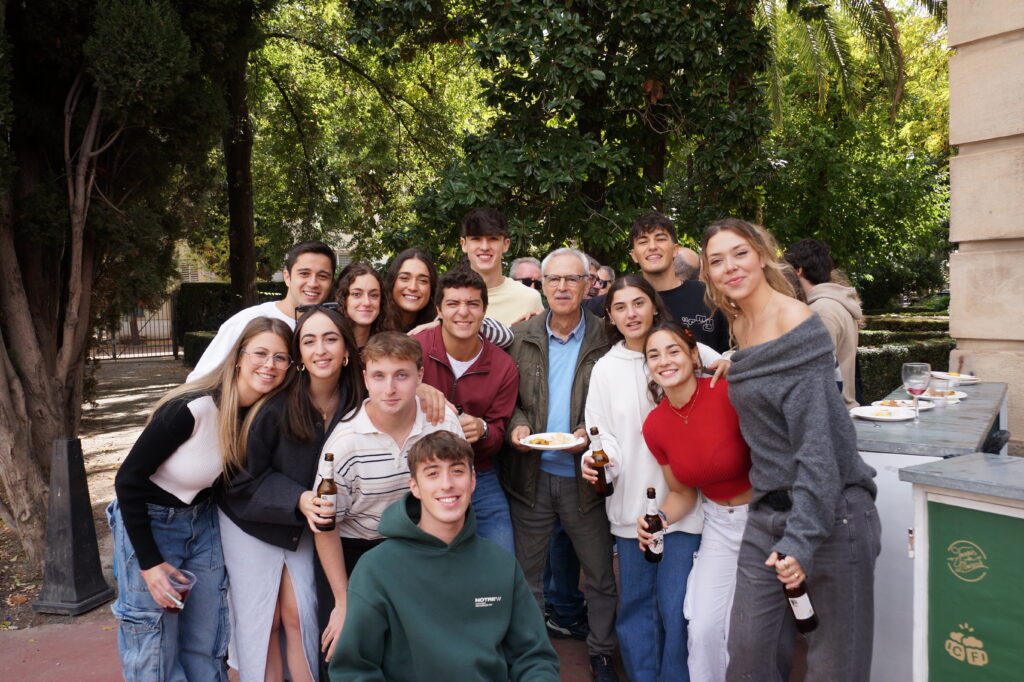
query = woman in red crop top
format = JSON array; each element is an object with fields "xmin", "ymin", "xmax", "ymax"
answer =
[{"xmin": 637, "ymin": 319, "xmax": 752, "ymax": 682}]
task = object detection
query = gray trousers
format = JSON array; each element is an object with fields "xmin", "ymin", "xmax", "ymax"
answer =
[
  {"xmin": 509, "ymin": 470, "xmax": 618, "ymax": 656},
  {"xmin": 726, "ymin": 486, "xmax": 881, "ymax": 682}
]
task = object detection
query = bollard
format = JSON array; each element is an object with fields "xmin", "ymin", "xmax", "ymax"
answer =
[{"xmin": 32, "ymin": 438, "xmax": 115, "ymax": 615}]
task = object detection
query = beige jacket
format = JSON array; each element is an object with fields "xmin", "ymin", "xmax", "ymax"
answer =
[{"xmin": 807, "ymin": 283, "xmax": 862, "ymax": 409}]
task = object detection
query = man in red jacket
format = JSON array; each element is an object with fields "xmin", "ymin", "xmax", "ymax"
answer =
[{"xmin": 412, "ymin": 266, "xmax": 520, "ymax": 554}]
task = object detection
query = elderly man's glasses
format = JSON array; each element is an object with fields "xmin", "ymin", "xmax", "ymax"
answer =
[
  {"xmin": 543, "ymin": 274, "xmax": 587, "ymax": 287},
  {"xmin": 240, "ymin": 349, "xmax": 292, "ymax": 368}
]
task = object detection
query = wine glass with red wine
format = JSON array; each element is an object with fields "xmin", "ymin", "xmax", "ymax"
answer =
[{"xmin": 902, "ymin": 362, "xmax": 931, "ymax": 426}]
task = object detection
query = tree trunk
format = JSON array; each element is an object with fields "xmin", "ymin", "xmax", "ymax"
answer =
[
  {"xmin": 224, "ymin": 51, "xmax": 258, "ymax": 310},
  {"xmin": 0, "ymin": 193, "xmax": 51, "ymax": 570},
  {"xmin": 641, "ymin": 128, "xmax": 666, "ymax": 212}
]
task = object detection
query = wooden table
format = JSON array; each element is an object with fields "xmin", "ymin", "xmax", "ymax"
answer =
[{"xmin": 855, "ymin": 381, "xmax": 1008, "ymax": 681}]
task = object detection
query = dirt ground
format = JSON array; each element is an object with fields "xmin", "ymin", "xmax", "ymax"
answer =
[{"xmin": 1, "ymin": 357, "xmax": 189, "ymax": 630}]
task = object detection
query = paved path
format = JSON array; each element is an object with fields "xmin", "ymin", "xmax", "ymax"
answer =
[{"xmin": 0, "ymin": 609, "xmax": 602, "ymax": 681}]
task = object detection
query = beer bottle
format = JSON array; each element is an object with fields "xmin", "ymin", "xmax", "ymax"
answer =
[
  {"xmin": 315, "ymin": 453, "xmax": 337, "ymax": 532},
  {"xmin": 643, "ymin": 487, "xmax": 664, "ymax": 563},
  {"xmin": 589, "ymin": 426, "xmax": 613, "ymax": 497},
  {"xmin": 778, "ymin": 553, "xmax": 818, "ymax": 633}
]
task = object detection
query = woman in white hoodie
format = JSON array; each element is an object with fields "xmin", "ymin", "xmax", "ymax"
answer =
[{"xmin": 581, "ymin": 275, "xmax": 721, "ymax": 682}]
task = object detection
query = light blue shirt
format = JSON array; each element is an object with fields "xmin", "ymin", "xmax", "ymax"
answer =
[{"xmin": 540, "ymin": 311, "xmax": 586, "ymax": 477}]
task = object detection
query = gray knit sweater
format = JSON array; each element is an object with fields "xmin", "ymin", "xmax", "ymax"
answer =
[{"xmin": 727, "ymin": 313, "xmax": 876, "ymax": 575}]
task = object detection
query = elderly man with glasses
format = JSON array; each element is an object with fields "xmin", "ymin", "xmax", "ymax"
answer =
[{"xmin": 503, "ymin": 247, "xmax": 619, "ymax": 681}]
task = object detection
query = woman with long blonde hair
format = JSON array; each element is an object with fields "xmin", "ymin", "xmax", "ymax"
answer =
[
  {"xmin": 108, "ymin": 316, "xmax": 293, "ymax": 682},
  {"xmin": 700, "ymin": 218, "xmax": 879, "ymax": 682}
]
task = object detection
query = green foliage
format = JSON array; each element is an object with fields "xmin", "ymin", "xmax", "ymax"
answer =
[
  {"xmin": 174, "ymin": 281, "xmax": 286, "ymax": 345},
  {"xmin": 348, "ymin": 0, "xmax": 771, "ymax": 269},
  {"xmin": 857, "ymin": 336, "xmax": 956, "ymax": 403},
  {"xmin": 762, "ymin": 12, "xmax": 950, "ymax": 309},
  {"xmin": 183, "ymin": 331, "xmax": 217, "ymax": 368},
  {"xmin": 862, "ymin": 314, "xmax": 949, "ymax": 333},
  {"xmin": 84, "ymin": 0, "xmax": 192, "ymax": 115},
  {"xmin": 859, "ymin": 328, "xmax": 948, "ymax": 345}
]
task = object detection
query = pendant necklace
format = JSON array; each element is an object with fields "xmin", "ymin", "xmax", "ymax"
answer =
[{"xmin": 669, "ymin": 382, "xmax": 700, "ymax": 425}]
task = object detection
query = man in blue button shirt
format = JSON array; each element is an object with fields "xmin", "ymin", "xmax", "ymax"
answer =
[{"xmin": 503, "ymin": 247, "xmax": 618, "ymax": 682}]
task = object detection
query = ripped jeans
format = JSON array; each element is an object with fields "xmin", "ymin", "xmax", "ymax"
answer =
[{"xmin": 107, "ymin": 498, "xmax": 229, "ymax": 682}]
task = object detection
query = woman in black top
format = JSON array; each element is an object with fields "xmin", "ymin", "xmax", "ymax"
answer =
[
  {"xmin": 219, "ymin": 305, "xmax": 365, "ymax": 681},
  {"xmin": 108, "ymin": 316, "xmax": 293, "ymax": 682}
]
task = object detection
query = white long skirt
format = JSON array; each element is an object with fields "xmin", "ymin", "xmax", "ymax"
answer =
[{"xmin": 219, "ymin": 510, "xmax": 319, "ymax": 682}]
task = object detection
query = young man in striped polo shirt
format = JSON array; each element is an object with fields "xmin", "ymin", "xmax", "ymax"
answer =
[{"xmin": 312, "ymin": 332, "xmax": 464, "ymax": 660}]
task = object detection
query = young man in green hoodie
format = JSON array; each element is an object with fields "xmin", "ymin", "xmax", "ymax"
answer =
[{"xmin": 329, "ymin": 431, "xmax": 560, "ymax": 682}]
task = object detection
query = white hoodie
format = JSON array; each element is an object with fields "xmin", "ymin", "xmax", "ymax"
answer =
[{"xmin": 584, "ymin": 340, "xmax": 721, "ymax": 538}]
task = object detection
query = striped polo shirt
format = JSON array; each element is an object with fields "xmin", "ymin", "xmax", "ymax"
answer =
[{"xmin": 315, "ymin": 397, "xmax": 464, "ymax": 540}]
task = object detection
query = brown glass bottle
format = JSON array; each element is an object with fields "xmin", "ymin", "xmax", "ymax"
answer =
[
  {"xmin": 778, "ymin": 553, "xmax": 818, "ymax": 633},
  {"xmin": 643, "ymin": 487, "xmax": 664, "ymax": 563},
  {"xmin": 315, "ymin": 453, "xmax": 337, "ymax": 532},
  {"xmin": 589, "ymin": 427, "xmax": 613, "ymax": 497}
]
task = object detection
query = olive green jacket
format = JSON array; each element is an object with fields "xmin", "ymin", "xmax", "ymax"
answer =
[{"xmin": 500, "ymin": 309, "xmax": 610, "ymax": 513}]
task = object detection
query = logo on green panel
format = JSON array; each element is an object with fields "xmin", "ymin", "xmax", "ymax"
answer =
[
  {"xmin": 944, "ymin": 623, "xmax": 989, "ymax": 667},
  {"xmin": 946, "ymin": 540, "xmax": 989, "ymax": 582}
]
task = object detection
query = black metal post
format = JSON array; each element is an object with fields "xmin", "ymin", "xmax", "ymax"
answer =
[{"xmin": 32, "ymin": 438, "xmax": 115, "ymax": 615}]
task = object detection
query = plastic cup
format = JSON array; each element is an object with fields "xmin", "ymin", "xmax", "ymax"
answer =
[{"xmin": 164, "ymin": 569, "xmax": 197, "ymax": 614}]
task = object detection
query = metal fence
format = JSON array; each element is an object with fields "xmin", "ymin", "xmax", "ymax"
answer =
[{"xmin": 90, "ymin": 296, "xmax": 178, "ymax": 361}]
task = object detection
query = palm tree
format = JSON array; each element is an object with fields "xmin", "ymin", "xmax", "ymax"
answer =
[{"xmin": 759, "ymin": 0, "xmax": 946, "ymax": 126}]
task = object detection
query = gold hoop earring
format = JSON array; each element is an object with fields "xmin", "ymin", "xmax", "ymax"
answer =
[
  {"xmin": 342, "ymin": 356, "xmax": 349, "ymax": 367},
  {"xmin": 296, "ymin": 363, "xmax": 306, "ymax": 373}
]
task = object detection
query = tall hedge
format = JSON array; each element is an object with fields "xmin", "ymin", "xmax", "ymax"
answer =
[
  {"xmin": 174, "ymin": 282, "xmax": 287, "ymax": 346},
  {"xmin": 857, "ymin": 337, "xmax": 957, "ymax": 404}
]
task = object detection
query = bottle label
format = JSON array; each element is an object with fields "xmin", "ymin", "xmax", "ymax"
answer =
[
  {"xmin": 649, "ymin": 529, "xmax": 664, "ymax": 555},
  {"xmin": 788, "ymin": 593, "xmax": 814, "ymax": 620},
  {"xmin": 320, "ymin": 493, "xmax": 337, "ymax": 511}
]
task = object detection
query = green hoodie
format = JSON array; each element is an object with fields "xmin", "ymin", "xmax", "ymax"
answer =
[{"xmin": 329, "ymin": 493, "xmax": 560, "ymax": 682}]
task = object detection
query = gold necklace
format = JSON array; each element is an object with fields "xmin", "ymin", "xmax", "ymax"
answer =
[
  {"xmin": 668, "ymin": 382, "xmax": 701, "ymax": 425},
  {"xmin": 313, "ymin": 387, "xmax": 340, "ymax": 421}
]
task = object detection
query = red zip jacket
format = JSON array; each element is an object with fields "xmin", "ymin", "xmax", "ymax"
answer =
[{"xmin": 413, "ymin": 325, "xmax": 519, "ymax": 472}]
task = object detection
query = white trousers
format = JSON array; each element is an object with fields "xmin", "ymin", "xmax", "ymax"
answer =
[{"xmin": 683, "ymin": 499, "xmax": 748, "ymax": 682}]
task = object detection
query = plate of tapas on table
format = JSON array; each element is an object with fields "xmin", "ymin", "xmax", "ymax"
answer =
[
  {"xmin": 931, "ymin": 371, "xmax": 981, "ymax": 385},
  {"xmin": 850, "ymin": 406, "xmax": 917, "ymax": 422},
  {"xmin": 872, "ymin": 399, "xmax": 934, "ymax": 411},
  {"xmin": 519, "ymin": 432, "xmax": 584, "ymax": 451},
  {"xmin": 919, "ymin": 388, "xmax": 968, "ymax": 401}
]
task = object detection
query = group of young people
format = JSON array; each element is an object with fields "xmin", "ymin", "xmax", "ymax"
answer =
[{"xmin": 109, "ymin": 208, "xmax": 880, "ymax": 682}]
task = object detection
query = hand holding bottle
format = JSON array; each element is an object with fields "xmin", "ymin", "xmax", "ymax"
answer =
[{"xmin": 766, "ymin": 551, "xmax": 805, "ymax": 588}]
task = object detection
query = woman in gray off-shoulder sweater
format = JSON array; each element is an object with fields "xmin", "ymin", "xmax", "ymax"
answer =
[{"xmin": 700, "ymin": 218, "xmax": 880, "ymax": 682}]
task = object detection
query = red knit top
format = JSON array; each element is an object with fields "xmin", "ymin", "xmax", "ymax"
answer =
[{"xmin": 643, "ymin": 378, "xmax": 752, "ymax": 502}]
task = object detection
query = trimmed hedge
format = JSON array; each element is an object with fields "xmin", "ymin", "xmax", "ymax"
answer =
[
  {"xmin": 861, "ymin": 315, "xmax": 949, "ymax": 333},
  {"xmin": 175, "ymin": 282, "xmax": 288, "ymax": 346},
  {"xmin": 859, "ymin": 329, "xmax": 950, "ymax": 346},
  {"xmin": 857, "ymin": 337, "xmax": 957, "ymax": 404},
  {"xmin": 183, "ymin": 331, "xmax": 217, "ymax": 368}
]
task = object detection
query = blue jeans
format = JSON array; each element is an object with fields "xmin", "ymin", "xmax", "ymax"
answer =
[
  {"xmin": 472, "ymin": 468, "xmax": 515, "ymax": 555},
  {"xmin": 726, "ymin": 486, "xmax": 881, "ymax": 682},
  {"xmin": 543, "ymin": 522, "xmax": 586, "ymax": 623},
  {"xmin": 615, "ymin": 531, "xmax": 701, "ymax": 682},
  {"xmin": 107, "ymin": 499, "xmax": 229, "ymax": 682}
]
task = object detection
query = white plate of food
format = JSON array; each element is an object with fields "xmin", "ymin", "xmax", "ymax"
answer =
[
  {"xmin": 872, "ymin": 399, "xmax": 934, "ymax": 411},
  {"xmin": 920, "ymin": 388, "xmax": 968, "ymax": 401},
  {"xmin": 850, "ymin": 406, "xmax": 917, "ymax": 422},
  {"xmin": 519, "ymin": 432, "xmax": 584, "ymax": 451},
  {"xmin": 931, "ymin": 371, "xmax": 981, "ymax": 385}
]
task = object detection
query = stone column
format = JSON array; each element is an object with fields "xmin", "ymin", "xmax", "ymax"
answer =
[{"xmin": 948, "ymin": 2, "xmax": 1024, "ymax": 453}]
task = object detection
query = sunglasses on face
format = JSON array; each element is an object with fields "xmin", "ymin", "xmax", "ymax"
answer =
[
  {"xmin": 514, "ymin": 277, "xmax": 543, "ymax": 291},
  {"xmin": 294, "ymin": 302, "xmax": 340, "ymax": 320}
]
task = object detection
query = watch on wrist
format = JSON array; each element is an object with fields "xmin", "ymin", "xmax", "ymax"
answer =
[{"xmin": 480, "ymin": 419, "xmax": 489, "ymax": 440}]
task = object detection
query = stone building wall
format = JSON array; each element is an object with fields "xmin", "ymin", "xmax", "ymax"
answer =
[{"xmin": 948, "ymin": 1, "xmax": 1024, "ymax": 453}]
